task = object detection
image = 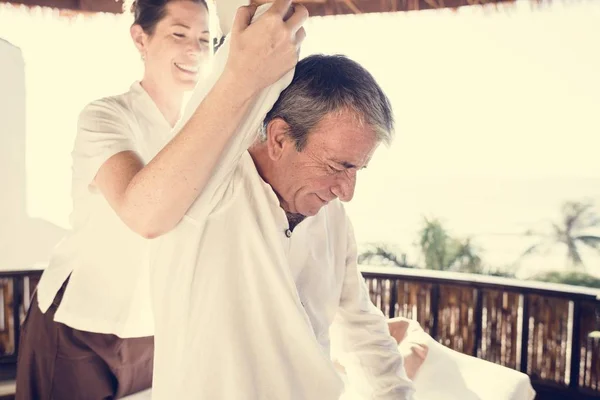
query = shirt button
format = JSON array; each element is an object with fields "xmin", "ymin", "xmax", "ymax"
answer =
[{"xmin": 285, "ymin": 229, "xmax": 292, "ymax": 238}]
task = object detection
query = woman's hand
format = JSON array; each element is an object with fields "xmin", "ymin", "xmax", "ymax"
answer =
[{"xmin": 225, "ymin": 0, "xmax": 308, "ymax": 97}]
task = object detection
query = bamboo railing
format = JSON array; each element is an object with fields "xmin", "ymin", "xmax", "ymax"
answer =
[
  {"xmin": 0, "ymin": 267, "xmax": 598, "ymax": 400},
  {"xmin": 362, "ymin": 265, "xmax": 600, "ymax": 400}
]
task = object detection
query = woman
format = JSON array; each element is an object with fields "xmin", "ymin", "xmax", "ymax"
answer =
[{"xmin": 15, "ymin": 0, "xmax": 307, "ymax": 398}]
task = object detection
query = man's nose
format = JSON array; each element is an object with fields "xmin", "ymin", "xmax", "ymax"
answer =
[{"xmin": 332, "ymin": 171, "xmax": 356, "ymax": 202}]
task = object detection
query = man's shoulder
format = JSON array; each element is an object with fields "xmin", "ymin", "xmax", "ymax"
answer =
[
  {"xmin": 180, "ymin": 152, "xmax": 256, "ymax": 225},
  {"xmin": 316, "ymin": 200, "xmax": 351, "ymax": 234}
]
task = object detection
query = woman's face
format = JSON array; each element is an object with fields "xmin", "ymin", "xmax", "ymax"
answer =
[{"xmin": 134, "ymin": 1, "xmax": 211, "ymax": 92}]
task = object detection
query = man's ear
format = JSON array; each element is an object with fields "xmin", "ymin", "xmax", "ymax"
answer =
[
  {"xmin": 265, "ymin": 118, "xmax": 293, "ymax": 161},
  {"xmin": 130, "ymin": 24, "xmax": 148, "ymax": 58}
]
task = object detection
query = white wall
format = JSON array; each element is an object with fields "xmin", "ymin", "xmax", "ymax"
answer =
[{"xmin": 0, "ymin": 38, "xmax": 66, "ymax": 270}]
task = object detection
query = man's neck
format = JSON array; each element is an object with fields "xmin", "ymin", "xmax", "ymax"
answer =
[
  {"xmin": 248, "ymin": 146, "xmax": 306, "ymax": 231},
  {"xmin": 286, "ymin": 212, "xmax": 306, "ymax": 231}
]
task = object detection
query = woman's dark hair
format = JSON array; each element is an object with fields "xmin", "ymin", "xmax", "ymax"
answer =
[{"xmin": 128, "ymin": 0, "xmax": 208, "ymax": 35}]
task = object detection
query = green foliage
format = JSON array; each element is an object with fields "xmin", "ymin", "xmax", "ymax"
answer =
[
  {"xmin": 419, "ymin": 217, "xmax": 483, "ymax": 273},
  {"xmin": 529, "ymin": 271, "xmax": 600, "ymax": 289},
  {"xmin": 356, "ymin": 200, "xmax": 598, "ymax": 286},
  {"xmin": 358, "ymin": 244, "xmax": 411, "ymax": 268},
  {"xmin": 522, "ymin": 201, "xmax": 600, "ymax": 269},
  {"xmin": 357, "ymin": 218, "xmax": 498, "ymax": 275}
]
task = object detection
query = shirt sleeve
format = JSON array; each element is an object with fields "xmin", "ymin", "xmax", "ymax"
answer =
[
  {"xmin": 71, "ymin": 98, "xmax": 136, "ymax": 190},
  {"xmin": 173, "ymin": 4, "xmax": 295, "ymax": 223},
  {"xmin": 331, "ymin": 217, "xmax": 415, "ymax": 399}
]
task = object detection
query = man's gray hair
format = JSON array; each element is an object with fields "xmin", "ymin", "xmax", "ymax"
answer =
[{"xmin": 261, "ymin": 54, "xmax": 394, "ymax": 151}]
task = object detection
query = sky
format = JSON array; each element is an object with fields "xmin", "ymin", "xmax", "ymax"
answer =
[{"xmin": 0, "ymin": 0, "xmax": 598, "ymax": 277}]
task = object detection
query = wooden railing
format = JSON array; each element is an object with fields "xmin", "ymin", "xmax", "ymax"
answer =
[
  {"xmin": 361, "ymin": 265, "xmax": 600, "ymax": 400},
  {"xmin": 0, "ymin": 269, "xmax": 42, "ymax": 380},
  {"xmin": 0, "ymin": 267, "xmax": 599, "ymax": 400}
]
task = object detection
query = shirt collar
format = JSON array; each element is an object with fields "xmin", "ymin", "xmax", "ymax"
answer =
[{"xmin": 129, "ymin": 81, "xmax": 173, "ymax": 135}]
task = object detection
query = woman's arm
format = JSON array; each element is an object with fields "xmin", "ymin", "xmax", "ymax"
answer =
[{"xmin": 94, "ymin": 1, "xmax": 307, "ymax": 239}]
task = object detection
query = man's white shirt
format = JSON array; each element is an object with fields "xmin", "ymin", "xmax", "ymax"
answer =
[{"xmin": 149, "ymin": 5, "xmax": 414, "ymax": 399}]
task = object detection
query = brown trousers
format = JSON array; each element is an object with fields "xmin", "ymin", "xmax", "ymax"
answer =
[{"xmin": 15, "ymin": 282, "xmax": 154, "ymax": 400}]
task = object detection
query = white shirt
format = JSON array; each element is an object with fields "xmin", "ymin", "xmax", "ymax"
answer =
[
  {"xmin": 150, "ymin": 5, "xmax": 414, "ymax": 399},
  {"xmin": 36, "ymin": 81, "xmax": 173, "ymax": 337}
]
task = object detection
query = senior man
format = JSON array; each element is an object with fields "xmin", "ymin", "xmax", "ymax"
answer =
[{"xmin": 148, "ymin": 4, "xmax": 414, "ymax": 399}]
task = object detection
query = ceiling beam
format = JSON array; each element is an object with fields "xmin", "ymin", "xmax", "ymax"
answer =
[
  {"xmin": 1, "ymin": 0, "xmax": 517, "ymax": 16},
  {"xmin": 1, "ymin": 0, "xmax": 124, "ymax": 13},
  {"xmin": 287, "ymin": 0, "xmax": 517, "ymax": 16}
]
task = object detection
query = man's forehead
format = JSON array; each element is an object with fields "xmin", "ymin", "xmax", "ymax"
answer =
[
  {"xmin": 326, "ymin": 145, "xmax": 377, "ymax": 169},
  {"xmin": 308, "ymin": 116, "xmax": 379, "ymax": 168}
]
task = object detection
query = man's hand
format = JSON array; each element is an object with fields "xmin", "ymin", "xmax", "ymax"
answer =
[{"xmin": 388, "ymin": 317, "xmax": 429, "ymax": 380}]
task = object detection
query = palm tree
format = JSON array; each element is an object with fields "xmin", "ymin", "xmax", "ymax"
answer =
[
  {"xmin": 522, "ymin": 201, "xmax": 600, "ymax": 269},
  {"xmin": 418, "ymin": 217, "xmax": 483, "ymax": 273},
  {"xmin": 357, "ymin": 218, "xmax": 487, "ymax": 274},
  {"xmin": 529, "ymin": 270, "xmax": 600, "ymax": 289},
  {"xmin": 358, "ymin": 244, "xmax": 411, "ymax": 268}
]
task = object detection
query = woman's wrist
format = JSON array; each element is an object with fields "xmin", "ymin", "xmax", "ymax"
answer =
[{"xmin": 218, "ymin": 65, "xmax": 260, "ymax": 106}]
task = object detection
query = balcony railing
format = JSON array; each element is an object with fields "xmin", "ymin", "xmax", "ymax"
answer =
[
  {"xmin": 361, "ymin": 265, "xmax": 600, "ymax": 400},
  {"xmin": 0, "ymin": 269, "xmax": 42, "ymax": 381},
  {"xmin": 0, "ymin": 267, "xmax": 599, "ymax": 400}
]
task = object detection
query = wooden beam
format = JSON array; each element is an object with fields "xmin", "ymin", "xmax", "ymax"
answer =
[
  {"xmin": 300, "ymin": 0, "xmax": 516, "ymax": 15},
  {"xmin": 0, "ymin": 0, "xmax": 124, "ymax": 13},
  {"xmin": 0, "ymin": 0, "xmax": 518, "ymax": 16},
  {"xmin": 253, "ymin": 0, "xmax": 516, "ymax": 16}
]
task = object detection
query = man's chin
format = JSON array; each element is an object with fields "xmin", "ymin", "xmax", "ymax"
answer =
[
  {"xmin": 287, "ymin": 198, "xmax": 327, "ymax": 217},
  {"xmin": 299, "ymin": 205, "xmax": 325, "ymax": 217}
]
